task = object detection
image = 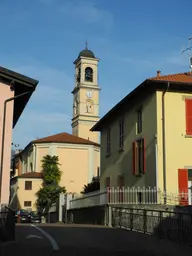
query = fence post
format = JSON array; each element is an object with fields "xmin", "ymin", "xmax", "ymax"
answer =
[
  {"xmin": 119, "ymin": 208, "xmax": 122, "ymax": 228},
  {"xmin": 130, "ymin": 209, "xmax": 133, "ymax": 230},
  {"xmin": 143, "ymin": 209, "xmax": 147, "ymax": 233},
  {"xmin": 108, "ymin": 206, "xmax": 112, "ymax": 227}
]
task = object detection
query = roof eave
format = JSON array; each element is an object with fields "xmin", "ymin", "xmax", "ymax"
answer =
[{"xmin": 91, "ymin": 78, "xmax": 192, "ymax": 132}]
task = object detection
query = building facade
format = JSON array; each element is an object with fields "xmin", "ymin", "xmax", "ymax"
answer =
[
  {"xmin": 91, "ymin": 71, "xmax": 192, "ymax": 204},
  {"xmin": 0, "ymin": 67, "xmax": 38, "ymax": 206}
]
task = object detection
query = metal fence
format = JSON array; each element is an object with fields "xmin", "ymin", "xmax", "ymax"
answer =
[
  {"xmin": 69, "ymin": 187, "xmax": 187, "ymax": 210},
  {"xmin": 0, "ymin": 207, "xmax": 15, "ymax": 243},
  {"xmin": 112, "ymin": 207, "xmax": 192, "ymax": 245}
]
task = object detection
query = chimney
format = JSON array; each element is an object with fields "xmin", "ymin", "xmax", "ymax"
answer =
[{"xmin": 157, "ymin": 70, "xmax": 161, "ymax": 77}]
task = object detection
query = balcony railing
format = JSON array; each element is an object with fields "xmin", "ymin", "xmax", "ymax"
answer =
[{"xmin": 69, "ymin": 187, "xmax": 189, "ymax": 210}]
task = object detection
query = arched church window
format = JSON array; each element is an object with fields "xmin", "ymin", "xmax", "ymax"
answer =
[
  {"xmin": 85, "ymin": 67, "xmax": 93, "ymax": 82},
  {"xmin": 86, "ymin": 100, "xmax": 93, "ymax": 113}
]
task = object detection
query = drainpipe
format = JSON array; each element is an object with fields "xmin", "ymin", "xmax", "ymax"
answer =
[
  {"xmin": 0, "ymin": 84, "xmax": 34, "ymax": 203},
  {"xmin": 162, "ymin": 82, "xmax": 170, "ymax": 204}
]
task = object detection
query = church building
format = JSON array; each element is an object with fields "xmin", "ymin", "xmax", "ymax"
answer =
[{"xmin": 10, "ymin": 46, "xmax": 101, "ymax": 211}]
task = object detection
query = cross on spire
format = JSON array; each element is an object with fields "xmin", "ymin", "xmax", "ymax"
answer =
[{"xmin": 85, "ymin": 37, "xmax": 88, "ymax": 50}]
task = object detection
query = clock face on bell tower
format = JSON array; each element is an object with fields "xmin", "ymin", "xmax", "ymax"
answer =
[{"xmin": 71, "ymin": 46, "xmax": 100, "ymax": 144}]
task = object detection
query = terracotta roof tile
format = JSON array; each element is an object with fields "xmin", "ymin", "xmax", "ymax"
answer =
[
  {"xmin": 32, "ymin": 132, "xmax": 99, "ymax": 147},
  {"xmin": 148, "ymin": 72, "xmax": 192, "ymax": 83},
  {"xmin": 18, "ymin": 172, "xmax": 43, "ymax": 179}
]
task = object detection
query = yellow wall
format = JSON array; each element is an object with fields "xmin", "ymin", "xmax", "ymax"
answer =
[
  {"xmin": 17, "ymin": 178, "xmax": 42, "ymax": 210},
  {"xmin": 100, "ymin": 92, "xmax": 157, "ymax": 189},
  {"xmin": 11, "ymin": 142, "xmax": 100, "ymax": 205},
  {"xmin": 54, "ymin": 144, "xmax": 100, "ymax": 195},
  {"xmin": 36, "ymin": 146, "xmax": 49, "ymax": 171},
  {"xmin": 156, "ymin": 91, "xmax": 192, "ymax": 193}
]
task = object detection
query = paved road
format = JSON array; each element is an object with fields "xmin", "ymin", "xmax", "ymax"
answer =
[{"xmin": 1, "ymin": 223, "xmax": 192, "ymax": 256}]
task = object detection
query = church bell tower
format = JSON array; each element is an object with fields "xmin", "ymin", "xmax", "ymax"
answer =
[{"xmin": 71, "ymin": 45, "xmax": 100, "ymax": 144}]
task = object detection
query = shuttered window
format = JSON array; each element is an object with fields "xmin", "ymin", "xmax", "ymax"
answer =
[
  {"xmin": 132, "ymin": 138, "xmax": 146, "ymax": 175},
  {"xmin": 185, "ymin": 99, "xmax": 192, "ymax": 135},
  {"xmin": 106, "ymin": 128, "xmax": 111, "ymax": 155}
]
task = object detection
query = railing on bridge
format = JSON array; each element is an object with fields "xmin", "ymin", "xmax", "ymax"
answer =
[
  {"xmin": 112, "ymin": 207, "xmax": 192, "ymax": 246},
  {"xmin": 0, "ymin": 206, "xmax": 15, "ymax": 243},
  {"xmin": 69, "ymin": 187, "xmax": 188, "ymax": 210}
]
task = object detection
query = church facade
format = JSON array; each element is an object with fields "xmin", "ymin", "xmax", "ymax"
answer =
[{"xmin": 10, "ymin": 47, "xmax": 101, "ymax": 211}]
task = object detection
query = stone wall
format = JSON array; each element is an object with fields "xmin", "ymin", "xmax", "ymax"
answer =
[{"xmin": 67, "ymin": 206, "xmax": 107, "ymax": 225}]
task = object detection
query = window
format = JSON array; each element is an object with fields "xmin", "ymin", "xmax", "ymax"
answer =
[
  {"xmin": 85, "ymin": 67, "xmax": 93, "ymax": 82},
  {"xmin": 24, "ymin": 201, "xmax": 31, "ymax": 207},
  {"xmin": 119, "ymin": 119, "xmax": 124, "ymax": 149},
  {"xmin": 185, "ymin": 99, "xmax": 192, "ymax": 135},
  {"xmin": 132, "ymin": 138, "xmax": 146, "ymax": 175},
  {"xmin": 25, "ymin": 181, "xmax": 32, "ymax": 190},
  {"xmin": 117, "ymin": 175, "xmax": 124, "ymax": 188},
  {"xmin": 105, "ymin": 176, "xmax": 110, "ymax": 188},
  {"xmin": 137, "ymin": 109, "xmax": 142, "ymax": 134},
  {"xmin": 117, "ymin": 175, "xmax": 124, "ymax": 203},
  {"xmin": 106, "ymin": 128, "xmax": 111, "ymax": 155},
  {"xmin": 30, "ymin": 163, "xmax": 33, "ymax": 172},
  {"xmin": 97, "ymin": 167, "xmax": 100, "ymax": 177}
]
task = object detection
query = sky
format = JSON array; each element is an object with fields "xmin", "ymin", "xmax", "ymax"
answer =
[{"xmin": 0, "ymin": 0, "xmax": 192, "ymax": 149}]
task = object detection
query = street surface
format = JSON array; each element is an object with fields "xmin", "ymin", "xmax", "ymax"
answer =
[{"xmin": 1, "ymin": 223, "xmax": 192, "ymax": 256}]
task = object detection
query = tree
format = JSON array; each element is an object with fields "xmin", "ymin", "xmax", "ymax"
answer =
[
  {"xmin": 81, "ymin": 176, "xmax": 100, "ymax": 194},
  {"xmin": 35, "ymin": 155, "xmax": 66, "ymax": 216}
]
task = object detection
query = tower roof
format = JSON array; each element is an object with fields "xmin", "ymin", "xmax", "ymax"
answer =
[{"xmin": 78, "ymin": 49, "xmax": 95, "ymax": 59}]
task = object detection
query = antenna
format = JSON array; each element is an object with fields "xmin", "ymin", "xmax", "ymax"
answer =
[{"xmin": 181, "ymin": 37, "xmax": 192, "ymax": 72}]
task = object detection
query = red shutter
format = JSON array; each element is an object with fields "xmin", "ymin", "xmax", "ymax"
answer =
[
  {"xmin": 178, "ymin": 169, "xmax": 188, "ymax": 205},
  {"xmin": 185, "ymin": 99, "xmax": 192, "ymax": 135},
  {"xmin": 142, "ymin": 138, "xmax": 146, "ymax": 174},
  {"xmin": 132, "ymin": 141, "xmax": 136, "ymax": 175}
]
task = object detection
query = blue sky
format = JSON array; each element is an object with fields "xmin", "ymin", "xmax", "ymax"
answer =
[{"xmin": 1, "ymin": 0, "xmax": 191, "ymax": 148}]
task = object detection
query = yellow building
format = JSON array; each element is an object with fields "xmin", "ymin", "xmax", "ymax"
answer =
[
  {"xmin": 10, "ymin": 46, "xmax": 101, "ymax": 211},
  {"xmin": 91, "ymin": 71, "xmax": 192, "ymax": 205}
]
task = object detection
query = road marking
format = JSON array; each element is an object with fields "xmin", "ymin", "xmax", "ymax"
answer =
[
  {"xmin": 26, "ymin": 234, "xmax": 43, "ymax": 239},
  {"xmin": 31, "ymin": 224, "xmax": 59, "ymax": 251}
]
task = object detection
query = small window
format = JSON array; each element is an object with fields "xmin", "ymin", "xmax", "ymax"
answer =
[
  {"xmin": 117, "ymin": 175, "xmax": 124, "ymax": 188},
  {"xmin": 105, "ymin": 176, "xmax": 110, "ymax": 188},
  {"xmin": 132, "ymin": 138, "xmax": 146, "ymax": 175},
  {"xmin": 106, "ymin": 128, "xmax": 111, "ymax": 155},
  {"xmin": 119, "ymin": 119, "xmax": 124, "ymax": 149},
  {"xmin": 25, "ymin": 181, "xmax": 32, "ymax": 190},
  {"xmin": 85, "ymin": 67, "xmax": 93, "ymax": 82},
  {"xmin": 30, "ymin": 163, "xmax": 33, "ymax": 172},
  {"xmin": 24, "ymin": 201, "xmax": 31, "ymax": 207},
  {"xmin": 97, "ymin": 167, "xmax": 100, "ymax": 177},
  {"xmin": 137, "ymin": 109, "xmax": 142, "ymax": 134}
]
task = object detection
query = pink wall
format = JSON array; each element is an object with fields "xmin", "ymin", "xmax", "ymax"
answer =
[{"xmin": 0, "ymin": 82, "xmax": 14, "ymax": 205}]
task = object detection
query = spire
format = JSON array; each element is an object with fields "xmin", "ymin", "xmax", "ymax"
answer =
[{"xmin": 85, "ymin": 37, "xmax": 88, "ymax": 50}]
